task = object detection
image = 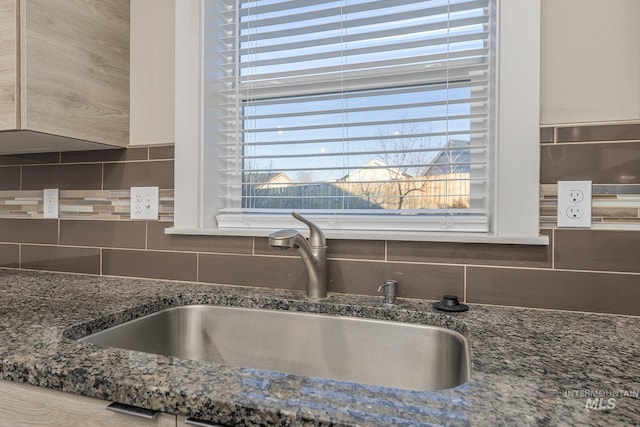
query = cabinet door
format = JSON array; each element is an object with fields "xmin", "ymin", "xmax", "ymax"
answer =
[
  {"xmin": 21, "ymin": 0, "xmax": 129, "ymax": 146},
  {"xmin": 0, "ymin": 0, "xmax": 18, "ymax": 130},
  {"xmin": 0, "ymin": 380, "xmax": 176, "ymax": 427}
]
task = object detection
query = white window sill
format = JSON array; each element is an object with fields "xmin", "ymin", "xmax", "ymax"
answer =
[{"xmin": 165, "ymin": 227, "xmax": 549, "ymax": 245}]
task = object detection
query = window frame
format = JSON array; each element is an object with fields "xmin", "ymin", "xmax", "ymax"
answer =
[{"xmin": 169, "ymin": 0, "xmax": 548, "ymax": 245}]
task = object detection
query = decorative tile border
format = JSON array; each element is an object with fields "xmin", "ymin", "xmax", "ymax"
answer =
[
  {"xmin": 0, "ymin": 191, "xmax": 41, "ymax": 218},
  {"xmin": 0, "ymin": 190, "xmax": 174, "ymax": 221},
  {"xmin": 540, "ymin": 184, "xmax": 640, "ymax": 228},
  {"xmin": 1, "ymin": 183, "xmax": 637, "ymax": 229}
]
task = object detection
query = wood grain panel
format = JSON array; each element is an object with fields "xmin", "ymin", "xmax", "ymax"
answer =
[
  {"xmin": 0, "ymin": 0, "xmax": 18, "ymax": 129},
  {"xmin": 22, "ymin": 0, "xmax": 129, "ymax": 146},
  {"xmin": 0, "ymin": 380, "xmax": 177, "ymax": 426}
]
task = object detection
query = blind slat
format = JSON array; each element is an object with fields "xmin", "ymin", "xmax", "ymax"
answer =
[
  {"xmin": 228, "ymin": 14, "xmax": 488, "ymax": 51},
  {"xmin": 223, "ymin": 68, "xmax": 489, "ymax": 100},
  {"xmin": 219, "ymin": 79, "xmax": 488, "ymax": 109},
  {"xmin": 235, "ymin": 31, "xmax": 488, "ymax": 70},
  {"xmin": 220, "ymin": 129, "xmax": 488, "ymax": 147},
  {"xmin": 225, "ymin": 0, "xmax": 488, "ymax": 32},
  {"xmin": 231, "ymin": 50, "xmax": 489, "ymax": 85},
  {"xmin": 220, "ymin": 98, "xmax": 488, "ymax": 122},
  {"xmin": 221, "ymin": 159, "xmax": 486, "ymax": 173},
  {"xmin": 229, "ymin": 113, "xmax": 485, "ymax": 135},
  {"xmin": 229, "ymin": 145, "xmax": 485, "ymax": 161}
]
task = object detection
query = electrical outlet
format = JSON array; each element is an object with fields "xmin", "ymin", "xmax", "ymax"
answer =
[
  {"xmin": 566, "ymin": 206, "xmax": 584, "ymax": 219},
  {"xmin": 568, "ymin": 190, "xmax": 584, "ymax": 203},
  {"xmin": 130, "ymin": 187, "xmax": 159, "ymax": 220},
  {"xmin": 557, "ymin": 181, "xmax": 591, "ymax": 227},
  {"xmin": 43, "ymin": 189, "xmax": 59, "ymax": 219}
]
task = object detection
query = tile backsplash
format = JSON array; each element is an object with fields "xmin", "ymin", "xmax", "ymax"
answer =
[
  {"xmin": 0, "ymin": 189, "xmax": 174, "ymax": 220},
  {"xmin": 0, "ymin": 124, "xmax": 639, "ymax": 316}
]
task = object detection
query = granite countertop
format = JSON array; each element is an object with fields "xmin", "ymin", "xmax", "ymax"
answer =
[{"xmin": 0, "ymin": 270, "xmax": 638, "ymax": 426}]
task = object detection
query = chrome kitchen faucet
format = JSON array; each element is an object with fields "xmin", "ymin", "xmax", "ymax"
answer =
[{"xmin": 268, "ymin": 212, "xmax": 328, "ymax": 299}]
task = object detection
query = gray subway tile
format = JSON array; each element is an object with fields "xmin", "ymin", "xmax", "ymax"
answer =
[
  {"xmin": 0, "ymin": 219, "xmax": 58, "ymax": 244},
  {"xmin": 555, "ymin": 229, "xmax": 640, "ymax": 273},
  {"xmin": 556, "ymin": 123, "xmax": 640, "ymax": 143},
  {"xmin": 0, "ymin": 152, "xmax": 60, "ymax": 166},
  {"xmin": 147, "ymin": 221, "xmax": 252, "ymax": 254},
  {"xmin": 0, "ymin": 167, "xmax": 20, "ymax": 190},
  {"xmin": 103, "ymin": 160, "xmax": 174, "ymax": 189},
  {"xmin": 149, "ymin": 145, "xmax": 174, "ymax": 160},
  {"xmin": 60, "ymin": 220, "xmax": 146, "ymax": 249},
  {"xmin": 102, "ymin": 249, "xmax": 197, "ymax": 281},
  {"xmin": 540, "ymin": 127, "xmax": 554, "ymax": 143},
  {"xmin": 22, "ymin": 164, "xmax": 103, "ymax": 190},
  {"xmin": 253, "ymin": 237, "xmax": 386, "ymax": 260},
  {"xmin": 327, "ymin": 239, "xmax": 386, "ymax": 260},
  {"xmin": 388, "ymin": 230, "xmax": 552, "ymax": 268},
  {"xmin": 21, "ymin": 245, "xmax": 100, "ymax": 274},
  {"xmin": 198, "ymin": 253, "xmax": 306, "ymax": 290},
  {"xmin": 0, "ymin": 243, "xmax": 19, "ymax": 268},
  {"xmin": 328, "ymin": 259, "xmax": 464, "ymax": 300},
  {"xmin": 61, "ymin": 147, "xmax": 148, "ymax": 163},
  {"xmin": 541, "ymin": 142, "xmax": 640, "ymax": 184},
  {"xmin": 466, "ymin": 266, "xmax": 640, "ymax": 315}
]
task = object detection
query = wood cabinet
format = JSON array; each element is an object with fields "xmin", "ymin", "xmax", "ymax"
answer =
[
  {"xmin": 0, "ymin": 380, "xmax": 176, "ymax": 426},
  {"xmin": 0, "ymin": 0, "xmax": 129, "ymax": 154}
]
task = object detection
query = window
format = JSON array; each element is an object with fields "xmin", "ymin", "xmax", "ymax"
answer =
[{"xmin": 172, "ymin": 0, "xmax": 546, "ymax": 244}]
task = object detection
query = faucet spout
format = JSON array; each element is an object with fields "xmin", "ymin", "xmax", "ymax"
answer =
[{"xmin": 268, "ymin": 213, "xmax": 328, "ymax": 299}]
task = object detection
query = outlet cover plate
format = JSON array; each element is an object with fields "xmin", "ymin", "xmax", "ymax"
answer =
[
  {"xmin": 131, "ymin": 187, "xmax": 159, "ymax": 220},
  {"xmin": 557, "ymin": 181, "xmax": 591, "ymax": 228},
  {"xmin": 43, "ymin": 189, "xmax": 59, "ymax": 219}
]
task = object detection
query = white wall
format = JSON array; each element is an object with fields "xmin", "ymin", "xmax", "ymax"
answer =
[
  {"xmin": 129, "ymin": 0, "xmax": 175, "ymax": 145},
  {"xmin": 540, "ymin": 0, "xmax": 640, "ymax": 125}
]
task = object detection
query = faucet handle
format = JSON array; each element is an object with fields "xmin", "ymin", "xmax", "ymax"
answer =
[
  {"xmin": 292, "ymin": 212, "xmax": 326, "ymax": 247},
  {"xmin": 378, "ymin": 280, "xmax": 398, "ymax": 304}
]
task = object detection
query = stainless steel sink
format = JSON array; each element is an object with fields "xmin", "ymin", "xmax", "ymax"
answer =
[{"xmin": 79, "ymin": 305, "xmax": 470, "ymax": 391}]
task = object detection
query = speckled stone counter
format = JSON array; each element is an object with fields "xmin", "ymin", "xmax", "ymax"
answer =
[{"xmin": 0, "ymin": 270, "xmax": 638, "ymax": 426}]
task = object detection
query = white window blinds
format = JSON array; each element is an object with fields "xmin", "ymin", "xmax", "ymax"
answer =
[{"xmin": 208, "ymin": 0, "xmax": 495, "ymax": 233}]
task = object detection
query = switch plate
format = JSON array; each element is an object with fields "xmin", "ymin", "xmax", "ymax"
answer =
[
  {"xmin": 557, "ymin": 181, "xmax": 591, "ymax": 227},
  {"xmin": 43, "ymin": 189, "xmax": 59, "ymax": 219},
  {"xmin": 130, "ymin": 187, "xmax": 159, "ymax": 220}
]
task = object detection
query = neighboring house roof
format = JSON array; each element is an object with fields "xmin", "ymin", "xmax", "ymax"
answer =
[
  {"xmin": 338, "ymin": 159, "xmax": 412, "ymax": 182},
  {"xmin": 423, "ymin": 140, "xmax": 471, "ymax": 176},
  {"xmin": 245, "ymin": 172, "xmax": 293, "ymax": 189}
]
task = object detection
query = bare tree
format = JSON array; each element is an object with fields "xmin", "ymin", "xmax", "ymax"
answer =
[
  {"xmin": 343, "ymin": 124, "xmax": 441, "ymax": 210},
  {"xmin": 295, "ymin": 171, "xmax": 315, "ymax": 184}
]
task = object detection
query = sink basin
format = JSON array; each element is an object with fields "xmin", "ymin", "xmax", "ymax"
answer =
[{"xmin": 79, "ymin": 305, "xmax": 470, "ymax": 391}]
